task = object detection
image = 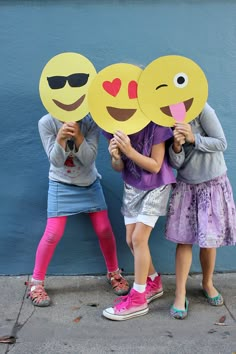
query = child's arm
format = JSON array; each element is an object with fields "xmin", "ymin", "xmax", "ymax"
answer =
[
  {"xmin": 195, "ymin": 104, "xmax": 227, "ymax": 152},
  {"xmin": 113, "ymin": 130, "xmax": 164, "ymax": 174},
  {"xmin": 175, "ymin": 103, "xmax": 227, "ymax": 153},
  {"xmin": 38, "ymin": 116, "xmax": 72, "ymax": 167},
  {"xmin": 173, "ymin": 129, "xmax": 186, "ymax": 153},
  {"xmin": 108, "ymin": 138, "xmax": 124, "ymax": 172},
  {"xmin": 163, "ymin": 129, "xmax": 186, "ymax": 169},
  {"xmin": 73, "ymin": 118, "xmax": 100, "ymax": 166}
]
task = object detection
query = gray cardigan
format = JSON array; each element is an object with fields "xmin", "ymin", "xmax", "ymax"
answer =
[
  {"xmin": 168, "ymin": 103, "xmax": 227, "ymax": 184},
  {"xmin": 38, "ymin": 114, "xmax": 101, "ymax": 186}
]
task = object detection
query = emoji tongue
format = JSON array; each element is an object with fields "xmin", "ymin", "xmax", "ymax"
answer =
[{"xmin": 169, "ymin": 102, "xmax": 186, "ymax": 122}]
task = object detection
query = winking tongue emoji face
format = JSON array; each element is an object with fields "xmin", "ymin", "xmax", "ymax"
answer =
[
  {"xmin": 39, "ymin": 52, "xmax": 97, "ymax": 122},
  {"xmin": 138, "ymin": 55, "xmax": 208, "ymax": 127},
  {"xmin": 87, "ymin": 63, "xmax": 150, "ymax": 134}
]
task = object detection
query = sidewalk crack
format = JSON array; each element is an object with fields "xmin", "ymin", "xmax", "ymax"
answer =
[
  {"xmin": 224, "ymin": 301, "xmax": 236, "ymax": 323},
  {"xmin": 4, "ymin": 276, "xmax": 35, "ymax": 354}
]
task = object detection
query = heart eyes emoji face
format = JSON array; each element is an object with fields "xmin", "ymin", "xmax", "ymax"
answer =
[{"xmin": 87, "ymin": 63, "xmax": 150, "ymax": 134}]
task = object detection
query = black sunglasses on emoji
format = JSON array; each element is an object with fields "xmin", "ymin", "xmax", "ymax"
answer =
[{"xmin": 47, "ymin": 73, "xmax": 89, "ymax": 89}]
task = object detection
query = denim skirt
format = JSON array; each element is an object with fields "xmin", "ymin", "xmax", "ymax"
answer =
[{"xmin": 47, "ymin": 178, "xmax": 107, "ymax": 217}]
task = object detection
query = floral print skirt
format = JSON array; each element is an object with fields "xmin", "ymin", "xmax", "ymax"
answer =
[{"xmin": 165, "ymin": 174, "xmax": 236, "ymax": 248}]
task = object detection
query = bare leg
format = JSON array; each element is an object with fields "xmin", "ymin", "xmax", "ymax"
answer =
[
  {"xmin": 126, "ymin": 223, "xmax": 156, "ymax": 280},
  {"xmin": 200, "ymin": 248, "xmax": 218, "ymax": 297},
  {"xmin": 132, "ymin": 222, "xmax": 153, "ymax": 285},
  {"xmin": 126, "ymin": 224, "xmax": 136, "ymax": 255},
  {"xmin": 148, "ymin": 260, "xmax": 156, "ymax": 276},
  {"xmin": 173, "ymin": 244, "xmax": 193, "ymax": 310}
]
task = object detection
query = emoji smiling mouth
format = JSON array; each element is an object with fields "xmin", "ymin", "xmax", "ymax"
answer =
[
  {"xmin": 106, "ymin": 106, "xmax": 137, "ymax": 121},
  {"xmin": 160, "ymin": 98, "xmax": 193, "ymax": 122},
  {"xmin": 52, "ymin": 94, "xmax": 85, "ymax": 111}
]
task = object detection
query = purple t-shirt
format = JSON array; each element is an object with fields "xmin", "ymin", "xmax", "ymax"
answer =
[{"xmin": 103, "ymin": 122, "xmax": 176, "ymax": 191}]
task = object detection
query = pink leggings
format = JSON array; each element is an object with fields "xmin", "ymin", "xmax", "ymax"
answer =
[{"xmin": 33, "ymin": 210, "xmax": 119, "ymax": 280}]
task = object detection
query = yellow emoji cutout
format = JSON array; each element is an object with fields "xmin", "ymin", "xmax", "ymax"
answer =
[
  {"xmin": 39, "ymin": 52, "xmax": 97, "ymax": 122},
  {"xmin": 87, "ymin": 63, "xmax": 150, "ymax": 134},
  {"xmin": 138, "ymin": 55, "xmax": 208, "ymax": 127}
]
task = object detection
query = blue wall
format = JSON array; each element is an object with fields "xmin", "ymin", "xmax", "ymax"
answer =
[{"xmin": 0, "ymin": 0, "xmax": 235, "ymax": 275}]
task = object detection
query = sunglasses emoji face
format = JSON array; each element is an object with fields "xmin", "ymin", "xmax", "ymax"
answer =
[
  {"xmin": 87, "ymin": 63, "xmax": 150, "ymax": 134},
  {"xmin": 138, "ymin": 55, "xmax": 208, "ymax": 127},
  {"xmin": 39, "ymin": 52, "xmax": 97, "ymax": 122}
]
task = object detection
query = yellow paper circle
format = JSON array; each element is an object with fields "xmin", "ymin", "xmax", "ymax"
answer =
[
  {"xmin": 39, "ymin": 52, "xmax": 97, "ymax": 122},
  {"xmin": 138, "ymin": 55, "xmax": 208, "ymax": 127},
  {"xmin": 87, "ymin": 63, "xmax": 150, "ymax": 134}
]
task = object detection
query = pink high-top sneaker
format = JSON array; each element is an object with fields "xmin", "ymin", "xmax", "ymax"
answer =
[
  {"xmin": 103, "ymin": 288, "xmax": 148, "ymax": 321},
  {"xmin": 146, "ymin": 274, "xmax": 163, "ymax": 304}
]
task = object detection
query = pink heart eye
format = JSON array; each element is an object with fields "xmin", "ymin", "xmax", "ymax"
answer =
[
  {"xmin": 102, "ymin": 78, "xmax": 121, "ymax": 96},
  {"xmin": 128, "ymin": 80, "xmax": 138, "ymax": 99}
]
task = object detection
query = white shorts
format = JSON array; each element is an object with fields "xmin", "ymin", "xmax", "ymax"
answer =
[{"xmin": 124, "ymin": 215, "xmax": 159, "ymax": 228}]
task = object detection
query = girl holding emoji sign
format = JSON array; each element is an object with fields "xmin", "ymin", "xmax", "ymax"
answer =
[{"xmin": 25, "ymin": 53, "xmax": 130, "ymax": 307}]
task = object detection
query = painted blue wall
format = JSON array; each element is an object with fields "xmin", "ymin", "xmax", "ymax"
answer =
[{"xmin": 0, "ymin": 0, "xmax": 235, "ymax": 275}]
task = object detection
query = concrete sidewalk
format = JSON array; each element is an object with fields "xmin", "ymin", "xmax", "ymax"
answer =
[{"xmin": 0, "ymin": 274, "xmax": 235, "ymax": 354}]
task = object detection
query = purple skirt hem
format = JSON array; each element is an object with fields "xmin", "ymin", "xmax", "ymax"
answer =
[{"xmin": 165, "ymin": 174, "xmax": 236, "ymax": 248}]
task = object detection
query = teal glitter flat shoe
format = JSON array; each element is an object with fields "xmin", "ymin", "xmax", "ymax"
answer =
[
  {"xmin": 203, "ymin": 289, "xmax": 224, "ymax": 306},
  {"xmin": 170, "ymin": 298, "xmax": 189, "ymax": 320}
]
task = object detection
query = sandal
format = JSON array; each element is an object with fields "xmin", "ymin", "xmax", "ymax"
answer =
[
  {"xmin": 107, "ymin": 269, "xmax": 130, "ymax": 296},
  {"xmin": 25, "ymin": 281, "xmax": 51, "ymax": 307},
  {"xmin": 170, "ymin": 298, "xmax": 189, "ymax": 320},
  {"xmin": 203, "ymin": 289, "xmax": 224, "ymax": 306}
]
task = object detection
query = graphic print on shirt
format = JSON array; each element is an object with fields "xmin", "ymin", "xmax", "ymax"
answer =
[
  {"xmin": 56, "ymin": 152, "xmax": 81, "ymax": 178},
  {"xmin": 65, "ymin": 155, "xmax": 75, "ymax": 167}
]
